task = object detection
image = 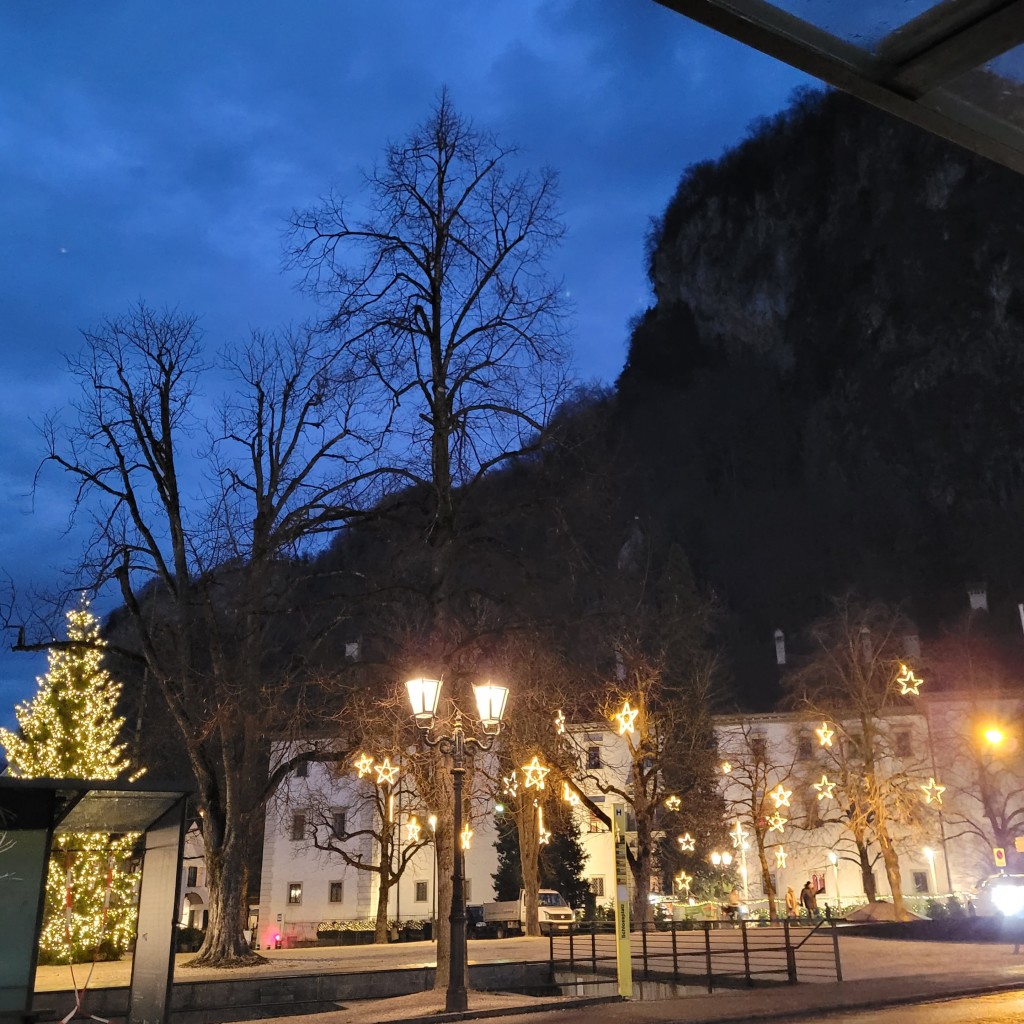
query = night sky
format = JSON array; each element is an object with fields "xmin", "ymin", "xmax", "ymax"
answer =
[{"xmin": 0, "ymin": 1, "xmax": 809, "ymax": 727}]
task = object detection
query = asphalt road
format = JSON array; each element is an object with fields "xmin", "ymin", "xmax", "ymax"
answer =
[{"xmin": 766, "ymin": 990, "xmax": 1024, "ymax": 1024}]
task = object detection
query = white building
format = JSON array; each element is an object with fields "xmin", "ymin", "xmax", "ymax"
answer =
[{"xmin": 178, "ymin": 820, "xmax": 210, "ymax": 931}]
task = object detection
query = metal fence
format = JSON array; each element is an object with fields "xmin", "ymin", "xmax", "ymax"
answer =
[{"xmin": 549, "ymin": 918, "xmax": 842, "ymax": 992}]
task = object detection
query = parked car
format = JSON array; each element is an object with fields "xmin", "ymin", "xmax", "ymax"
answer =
[{"xmin": 974, "ymin": 874, "xmax": 1024, "ymax": 917}]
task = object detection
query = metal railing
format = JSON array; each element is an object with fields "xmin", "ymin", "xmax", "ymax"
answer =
[{"xmin": 549, "ymin": 918, "xmax": 842, "ymax": 992}]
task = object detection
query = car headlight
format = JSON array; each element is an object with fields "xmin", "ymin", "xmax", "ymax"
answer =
[{"xmin": 992, "ymin": 885, "xmax": 1024, "ymax": 916}]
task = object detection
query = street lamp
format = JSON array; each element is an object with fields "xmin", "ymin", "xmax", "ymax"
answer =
[
  {"xmin": 405, "ymin": 677, "xmax": 509, "ymax": 1013},
  {"xmin": 428, "ymin": 814, "xmax": 438, "ymax": 936}
]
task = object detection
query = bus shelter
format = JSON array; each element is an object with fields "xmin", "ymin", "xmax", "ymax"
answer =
[{"xmin": 0, "ymin": 778, "xmax": 189, "ymax": 1024}]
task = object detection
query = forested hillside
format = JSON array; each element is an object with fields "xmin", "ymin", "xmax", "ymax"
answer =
[{"xmin": 613, "ymin": 87, "xmax": 1024, "ymax": 704}]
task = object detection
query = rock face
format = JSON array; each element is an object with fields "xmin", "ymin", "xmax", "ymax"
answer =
[{"xmin": 613, "ymin": 88, "xmax": 1024, "ymax": 698}]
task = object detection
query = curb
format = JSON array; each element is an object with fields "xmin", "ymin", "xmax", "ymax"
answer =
[{"xmin": 379, "ymin": 994, "xmax": 623, "ymax": 1024}]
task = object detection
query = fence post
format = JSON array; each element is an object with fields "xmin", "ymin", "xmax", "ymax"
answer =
[
  {"xmin": 549, "ymin": 929, "xmax": 554, "ymax": 979},
  {"xmin": 591, "ymin": 920, "xmax": 597, "ymax": 975},
  {"xmin": 703, "ymin": 922, "xmax": 714, "ymax": 993},
  {"xmin": 741, "ymin": 920, "xmax": 751, "ymax": 986},
  {"xmin": 783, "ymin": 919, "xmax": 797, "ymax": 984},
  {"xmin": 671, "ymin": 921, "xmax": 678, "ymax": 980},
  {"xmin": 641, "ymin": 923, "xmax": 649, "ymax": 979},
  {"xmin": 831, "ymin": 918, "xmax": 843, "ymax": 982},
  {"xmin": 569, "ymin": 925, "xmax": 575, "ymax": 972}
]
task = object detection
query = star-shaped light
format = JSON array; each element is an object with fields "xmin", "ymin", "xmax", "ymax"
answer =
[
  {"xmin": 730, "ymin": 821, "xmax": 749, "ymax": 848},
  {"xmin": 674, "ymin": 870, "xmax": 692, "ymax": 892},
  {"xmin": 374, "ymin": 757, "xmax": 399, "ymax": 787},
  {"xmin": 522, "ymin": 756, "xmax": 550, "ymax": 790},
  {"xmin": 354, "ymin": 752, "xmax": 375, "ymax": 778},
  {"xmin": 720, "ymin": 761, "xmax": 733, "ymax": 774},
  {"xmin": 677, "ymin": 832, "xmax": 696, "ymax": 852},
  {"xmin": 614, "ymin": 700, "xmax": 640, "ymax": 735},
  {"xmin": 502, "ymin": 771, "xmax": 519, "ymax": 798},
  {"xmin": 406, "ymin": 817, "xmax": 422, "ymax": 845},
  {"xmin": 896, "ymin": 663, "xmax": 923, "ymax": 696},
  {"xmin": 664, "ymin": 795, "xmax": 682, "ymax": 812},
  {"xmin": 461, "ymin": 823, "xmax": 474, "ymax": 850},
  {"xmin": 921, "ymin": 777, "xmax": 945, "ymax": 805},
  {"xmin": 538, "ymin": 806, "xmax": 551, "ymax": 845},
  {"xmin": 554, "ymin": 709, "xmax": 566, "ymax": 735},
  {"xmin": 767, "ymin": 812, "xmax": 787, "ymax": 833},
  {"xmin": 816, "ymin": 722, "xmax": 835, "ymax": 747},
  {"xmin": 770, "ymin": 784, "xmax": 793, "ymax": 809},
  {"xmin": 562, "ymin": 782, "xmax": 580, "ymax": 807},
  {"xmin": 775, "ymin": 846, "xmax": 787, "ymax": 868},
  {"xmin": 812, "ymin": 774, "xmax": 837, "ymax": 801}
]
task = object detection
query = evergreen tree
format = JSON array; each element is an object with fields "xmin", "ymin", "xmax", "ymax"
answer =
[
  {"xmin": 0, "ymin": 602, "xmax": 138, "ymax": 962},
  {"xmin": 492, "ymin": 810, "xmax": 589, "ymax": 908}
]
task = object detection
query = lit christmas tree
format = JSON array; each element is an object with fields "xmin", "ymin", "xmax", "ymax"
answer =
[{"xmin": 0, "ymin": 602, "xmax": 139, "ymax": 962}]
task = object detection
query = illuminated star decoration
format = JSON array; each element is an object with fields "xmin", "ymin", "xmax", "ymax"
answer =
[
  {"xmin": 554, "ymin": 709, "xmax": 566, "ymax": 735},
  {"xmin": 775, "ymin": 846, "xmax": 787, "ymax": 869},
  {"xmin": 502, "ymin": 771, "xmax": 519, "ymax": 798},
  {"xmin": 374, "ymin": 757, "xmax": 399, "ymax": 787},
  {"xmin": 665, "ymin": 795, "xmax": 682, "ymax": 812},
  {"xmin": 614, "ymin": 700, "xmax": 640, "ymax": 735},
  {"xmin": 921, "ymin": 777, "xmax": 946, "ymax": 805},
  {"xmin": 406, "ymin": 817, "xmax": 422, "ymax": 845},
  {"xmin": 770, "ymin": 784, "xmax": 793, "ymax": 809},
  {"xmin": 767, "ymin": 812, "xmax": 787, "ymax": 833},
  {"xmin": 896, "ymin": 663, "xmax": 923, "ymax": 696},
  {"xmin": 522, "ymin": 756, "xmax": 550, "ymax": 790},
  {"xmin": 720, "ymin": 761, "xmax": 733, "ymax": 774},
  {"xmin": 354, "ymin": 753, "xmax": 375, "ymax": 778},
  {"xmin": 538, "ymin": 806, "xmax": 551, "ymax": 845},
  {"xmin": 562, "ymin": 781, "xmax": 580, "ymax": 807},
  {"xmin": 675, "ymin": 870, "xmax": 692, "ymax": 893},
  {"xmin": 812, "ymin": 774, "xmax": 837, "ymax": 801},
  {"xmin": 460, "ymin": 823, "xmax": 474, "ymax": 850},
  {"xmin": 730, "ymin": 821, "xmax": 749, "ymax": 848},
  {"xmin": 677, "ymin": 832, "xmax": 696, "ymax": 852},
  {"xmin": 816, "ymin": 722, "xmax": 835, "ymax": 747}
]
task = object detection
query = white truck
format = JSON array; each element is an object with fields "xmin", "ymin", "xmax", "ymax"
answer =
[{"xmin": 479, "ymin": 889, "xmax": 574, "ymax": 937}]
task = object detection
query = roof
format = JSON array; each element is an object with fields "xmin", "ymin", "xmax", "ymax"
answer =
[{"xmin": 656, "ymin": 0, "xmax": 1024, "ymax": 174}]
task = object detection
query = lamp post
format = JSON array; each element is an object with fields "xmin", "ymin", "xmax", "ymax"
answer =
[
  {"xmin": 428, "ymin": 814, "xmax": 438, "ymax": 937},
  {"xmin": 405, "ymin": 677, "xmax": 509, "ymax": 1013},
  {"xmin": 828, "ymin": 850, "xmax": 841, "ymax": 912},
  {"xmin": 923, "ymin": 847, "xmax": 937, "ymax": 896}
]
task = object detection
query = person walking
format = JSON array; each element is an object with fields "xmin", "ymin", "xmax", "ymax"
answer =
[
  {"xmin": 800, "ymin": 880, "xmax": 818, "ymax": 921},
  {"xmin": 785, "ymin": 885, "xmax": 798, "ymax": 919}
]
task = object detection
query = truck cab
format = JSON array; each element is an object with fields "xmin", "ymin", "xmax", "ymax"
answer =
[{"xmin": 480, "ymin": 888, "xmax": 574, "ymax": 937}]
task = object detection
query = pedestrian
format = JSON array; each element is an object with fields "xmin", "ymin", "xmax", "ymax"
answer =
[
  {"xmin": 727, "ymin": 886, "xmax": 742, "ymax": 924},
  {"xmin": 785, "ymin": 885, "xmax": 798, "ymax": 919},
  {"xmin": 800, "ymin": 880, "xmax": 818, "ymax": 921}
]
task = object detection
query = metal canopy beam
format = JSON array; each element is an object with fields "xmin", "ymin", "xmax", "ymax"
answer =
[{"xmin": 655, "ymin": 0, "xmax": 1024, "ymax": 175}]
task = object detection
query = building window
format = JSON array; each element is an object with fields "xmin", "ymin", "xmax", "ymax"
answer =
[
  {"xmin": 332, "ymin": 811, "xmax": 347, "ymax": 838},
  {"xmin": 589, "ymin": 876, "xmax": 605, "ymax": 897},
  {"xmin": 295, "ymin": 760, "xmax": 308, "ymax": 778},
  {"xmin": 329, "ymin": 881, "xmax": 344, "ymax": 903},
  {"xmin": 588, "ymin": 813, "xmax": 604, "ymax": 833},
  {"xmin": 290, "ymin": 811, "xmax": 306, "ymax": 841},
  {"xmin": 288, "ymin": 882, "xmax": 303, "ymax": 905},
  {"xmin": 894, "ymin": 731, "xmax": 913, "ymax": 758},
  {"xmin": 750, "ymin": 735, "xmax": 767, "ymax": 760},
  {"xmin": 587, "ymin": 746, "xmax": 602, "ymax": 769},
  {"xmin": 186, "ymin": 866, "xmax": 198, "ymax": 887},
  {"xmin": 415, "ymin": 881, "xmax": 428, "ymax": 903},
  {"xmin": 464, "ymin": 880, "xmax": 472, "ymax": 901},
  {"xmin": 912, "ymin": 871, "xmax": 929, "ymax": 894},
  {"xmin": 797, "ymin": 735, "xmax": 814, "ymax": 760}
]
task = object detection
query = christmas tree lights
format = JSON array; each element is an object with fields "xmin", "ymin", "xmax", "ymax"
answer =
[{"xmin": 0, "ymin": 602, "xmax": 138, "ymax": 963}]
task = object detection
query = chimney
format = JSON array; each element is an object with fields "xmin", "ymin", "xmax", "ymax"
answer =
[
  {"xmin": 967, "ymin": 583, "xmax": 989, "ymax": 612},
  {"xmin": 774, "ymin": 629, "xmax": 786, "ymax": 666}
]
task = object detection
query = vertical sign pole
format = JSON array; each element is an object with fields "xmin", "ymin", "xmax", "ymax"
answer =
[{"xmin": 612, "ymin": 804, "xmax": 633, "ymax": 998}]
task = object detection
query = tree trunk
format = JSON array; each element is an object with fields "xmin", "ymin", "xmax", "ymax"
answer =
[
  {"xmin": 876, "ymin": 831, "xmax": 910, "ymax": 920},
  {"xmin": 433, "ymin": 808, "xmax": 456, "ymax": 991},
  {"xmin": 756, "ymin": 843, "xmax": 777, "ymax": 921},
  {"xmin": 374, "ymin": 873, "xmax": 391, "ymax": 944},
  {"xmin": 630, "ymin": 818, "xmax": 654, "ymax": 927},
  {"xmin": 519, "ymin": 802, "xmax": 541, "ymax": 936},
  {"xmin": 855, "ymin": 838, "xmax": 878, "ymax": 901},
  {"xmin": 188, "ymin": 826, "xmax": 264, "ymax": 967}
]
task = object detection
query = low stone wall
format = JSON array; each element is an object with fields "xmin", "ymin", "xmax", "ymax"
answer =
[{"xmin": 33, "ymin": 961, "xmax": 551, "ymax": 1024}]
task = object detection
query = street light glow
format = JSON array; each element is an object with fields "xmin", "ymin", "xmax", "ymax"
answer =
[{"xmin": 984, "ymin": 727, "xmax": 1005, "ymax": 746}]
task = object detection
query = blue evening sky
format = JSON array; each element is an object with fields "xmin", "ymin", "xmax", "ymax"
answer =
[{"xmin": 0, "ymin": 1, "xmax": 810, "ymax": 728}]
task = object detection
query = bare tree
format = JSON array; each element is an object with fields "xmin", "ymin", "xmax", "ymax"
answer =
[
  {"xmin": 37, "ymin": 306, "xmax": 380, "ymax": 965},
  {"xmin": 289, "ymin": 90, "xmax": 572, "ymax": 989},
  {"xmin": 787, "ymin": 598, "xmax": 928, "ymax": 920}
]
